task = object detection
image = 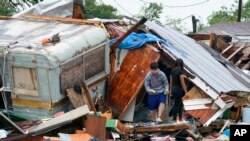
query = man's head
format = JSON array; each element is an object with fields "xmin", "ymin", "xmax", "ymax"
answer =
[{"xmin": 150, "ymin": 62, "xmax": 159, "ymax": 74}]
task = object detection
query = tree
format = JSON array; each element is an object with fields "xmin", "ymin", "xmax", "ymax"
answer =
[
  {"xmin": 208, "ymin": 0, "xmax": 250, "ymax": 25},
  {"xmin": 0, "ymin": 0, "xmax": 39, "ymax": 16},
  {"xmin": 139, "ymin": 2, "xmax": 163, "ymax": 24},
  {"xmin": 84, "ymin": 0, "xmax": 120, "ymax": 19},
  {"xmin": 0, "ymin": 0, "xmax": 16, "ymax": 16}
]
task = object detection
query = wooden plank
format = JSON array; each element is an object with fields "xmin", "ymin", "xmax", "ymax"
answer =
[
  {"xmin": 133, "ymin": 123, "xmax": 189, "ymax": 133},
  {"xmin": 187, "ymin": 108, "xmax": 218, "ymax": 124},
  {"xmin": 22, "ymin": 14, "xmax": 101, "ymax": 25},
  {"xmin": 28, "ymin": 105, "xmax": 90, "ymax": 135},
  {"xmin": 88, "ymin": 74, "xmax": 108, "ymax": 88},
  {"xmin": 241, "ymin": 61, "xmax": 250, "ymax": 70},
  {"xmin": 183, "ymin": 98, "xmax": 213, "ymax": 106},
  {"xmin": 183, "ymin": 87, "xmax": 209, "ymax": 100},
  {"xmin": 108, "ymin": 45, "xmax": 160, "ymax": 119},
  {"xmin": 227, "ymin": 43, "xmax": 246, "ymax": 60},
  {"xmin": 82, "ymin": 82, "xmax": 96, "ymax": 112},
  {"xmin": 66, "ymin": 88, "xmax": 86, "ymax": 108},
  {"xmin": 85, "ymin": 115, "xmax": 106, "ymax": 140},
  {"xmin": 184, "ymin": 105, "xmax": 210, "ymax": 110},
  {"xmin": 221, "ymin": 44, "xmax": 233, "ymax": 55}
]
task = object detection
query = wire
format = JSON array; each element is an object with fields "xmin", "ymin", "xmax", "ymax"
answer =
[
  {"xmin": 165, "ymin": 15, "xmax": 192, "ymax": 25},
  {"xmin": 113, "ymin": 0, "xmax": 134, "ymax": 16},
  {"xmin": 140, "ymin": 0, "xmax": 210, "ymax": 8}
]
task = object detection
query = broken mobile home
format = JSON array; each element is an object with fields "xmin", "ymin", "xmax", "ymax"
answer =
[{"xmin": 0, "ymin": 16, "xmax": 109, "ymax": 119}]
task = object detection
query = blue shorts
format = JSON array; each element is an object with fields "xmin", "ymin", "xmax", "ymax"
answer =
[{"xmin": 148, "ymin": 92, "xmax": 167, "ymax": 110}]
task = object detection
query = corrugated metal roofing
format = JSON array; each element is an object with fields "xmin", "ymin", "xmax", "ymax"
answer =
[
  {"xmin": 146, "ymin": 21, "xmax": 250, "ymax": 93},
  {"xmin": 196, "ymin": 22, "xmax": 250, "ymax": 36},
  {"xmin": 0, "ymin": 18, "xmax": 108, "ymax": 64}
]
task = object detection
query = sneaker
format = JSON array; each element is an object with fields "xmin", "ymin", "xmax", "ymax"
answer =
[{"xmin": 156, "ymin": 117, "xmax": 162, "ymax": 122}]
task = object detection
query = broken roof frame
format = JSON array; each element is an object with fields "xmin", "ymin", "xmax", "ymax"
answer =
[{"xmin": 145, "ymin": 21, "xmax": 250, "ymax": 126}]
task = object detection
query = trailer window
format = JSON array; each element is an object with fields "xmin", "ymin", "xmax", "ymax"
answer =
[{"xmin": 12, "ymin": 67, "xmax": 38, "ymax": 96}]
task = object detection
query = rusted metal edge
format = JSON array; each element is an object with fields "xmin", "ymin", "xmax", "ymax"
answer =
[
  {"xmin": 0, "ymin": 16, "xmax": 11, "ymax": 20},
  {"xmin": 20, "ymin": 14, "xmax": 102, "ymax": 25}
]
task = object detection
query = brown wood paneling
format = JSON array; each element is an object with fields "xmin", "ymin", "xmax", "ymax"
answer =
[
  {"xmin": 183, "ymin": 87, "xmax": 209, "ymax": 100},
  {"xmin": 187, "ymin": 108, "xmax": 217, "ymax": 124},
  {"xmin": 85, "ymin": 115, "xmax": 106, "ymax": 140},
  {"xmin": 108, "ymin": 45, "xmax": 160, "ymax": 118}
]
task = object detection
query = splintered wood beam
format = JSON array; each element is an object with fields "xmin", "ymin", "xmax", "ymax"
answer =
[
  {"xmin": 82, "ymin": 82, "xmax": 96, "ymax": 112},
  {"xmin": 227, "ymin": 43, "xmax": 246, "ymax": 61}
]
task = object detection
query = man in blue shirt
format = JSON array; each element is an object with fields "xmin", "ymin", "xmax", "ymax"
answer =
[{"xmin": 144, "ymin": 62, "xmax": 169, "ymax": 122}]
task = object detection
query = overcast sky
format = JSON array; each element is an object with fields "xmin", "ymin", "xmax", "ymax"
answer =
[{"xmin": 101, "ymin": 0, "xmax": 242, "ymax": 32}]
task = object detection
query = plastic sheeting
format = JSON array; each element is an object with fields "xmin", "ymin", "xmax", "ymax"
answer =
[
  {"xmin": 13, "ymin": 0, "xmax": 75, "ymax": 18},
  {"xmin": 110, "ymin": 32, "xmax": 188, "ymax": 58},
  {"xmin": 110, "ymin": 32, "xmax": 168, "ymax": 49}
]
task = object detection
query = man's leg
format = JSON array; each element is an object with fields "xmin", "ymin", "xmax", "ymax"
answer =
[
  {"xmin": 150, "ymin": 110, "xmax": 157, "ymax": 121},
  {"xmin": 157, "ymin": 103, "xmax": 165, "ymax": 118}
]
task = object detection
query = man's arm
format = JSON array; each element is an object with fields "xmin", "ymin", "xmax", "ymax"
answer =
[
  {"xmin": 180, "ymin": 74, "xmax": 188, "ymax": 94},
  {"xmin": 169, "ymin": 75, "xmax": 173, "ymax": 96},
  {"xmin": 161, "ymin": 72, "xmax": 169, "ymax": 93},
  {"xmin": 144, "ymin": 73, "xmax": 151, "ymax": 92}
]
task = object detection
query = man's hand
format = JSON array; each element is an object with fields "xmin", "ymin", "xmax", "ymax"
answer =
[
  {"xmin": 148, "ymin": 89, "xmax": 156, "ymax": 94},
  {"xmin": 164, "ymin": 89, "xmax": 168, "ymax": 95}
]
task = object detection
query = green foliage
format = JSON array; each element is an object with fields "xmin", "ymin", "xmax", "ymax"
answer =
[
  {"xmin": 241, "ymin": 0, "xmax": 250, "ymax": 21},
  {"xmin": 0, "ymin": 0, "xmax": 16, "ymax": 16},
  {"xmin": 139, "ymin": 2, "xmax": 163, "ymax": 24},
  {"xmin": 208, "ymin": 6, "xmax": 236, "ymax": 25},
  {"xmin": 0, "ymin": 0, "xmax": 39, "ymax": 16},
  {"xmin": 84, "ymin": 0, "xmax": 120, "ymax": 19},
  {"xmin": 208, "ymin": 0, "xmax": 250, "ymax": 25}
]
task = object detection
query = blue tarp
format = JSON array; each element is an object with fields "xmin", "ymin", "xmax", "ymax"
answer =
[
  {"xmin": 109, "ymin": 32, "xmax": 171, "ymax": 49},
  {"xmin": 109, "ymin": 32, "xmax": 188, "ymax": 58}
]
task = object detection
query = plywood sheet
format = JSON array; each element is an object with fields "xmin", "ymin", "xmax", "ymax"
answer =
[
  {"xmin": 108, "ymin": 45, "xmax": 160, "ymax": 118},
  {"xmin": 187, "ymin": 108, "xmax": 218, "ymax": 124},
  {"xmin": 85, "ymin": 115, "xmax": 106, "ymax": 140}
]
